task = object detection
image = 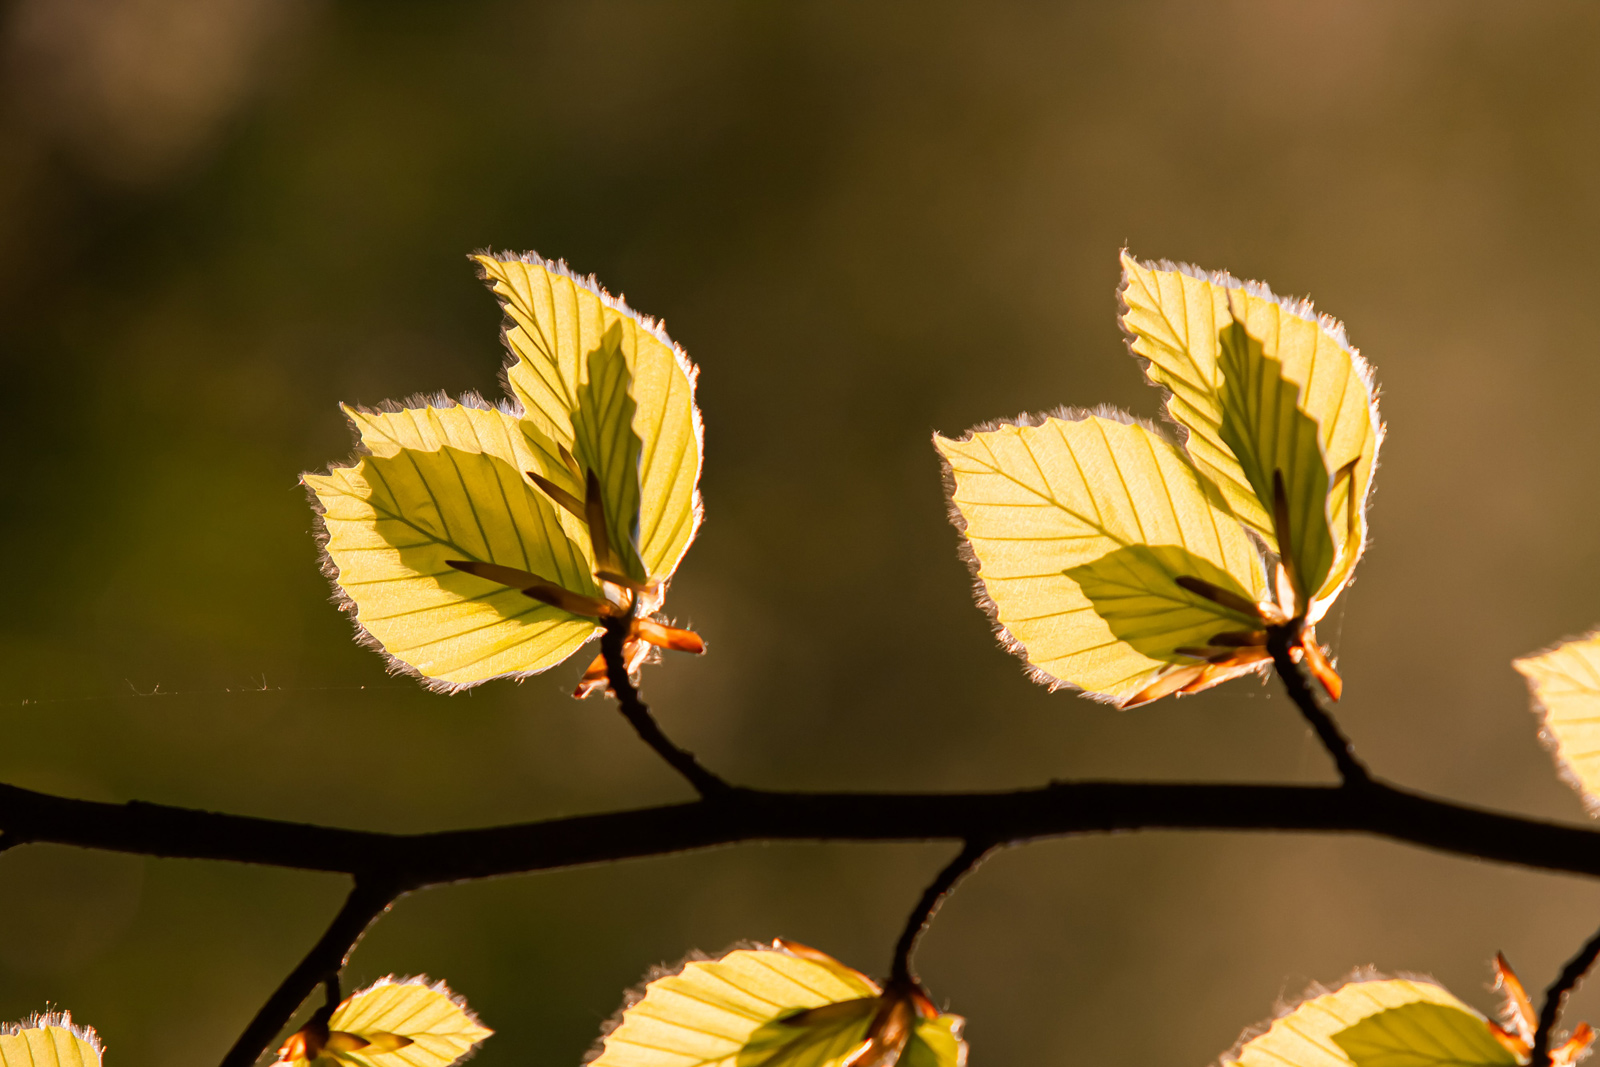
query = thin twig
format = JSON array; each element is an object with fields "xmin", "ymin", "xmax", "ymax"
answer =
[
  {"xmin": 600, "ymin": 618, "xmax": 731, "ymax": 797},
  {"xmin": 1532, "ymin": 922, "xmax": 1600, "ymax": 1067},
  {"xmin": 890, "ymin": 841, "xmax": 994, "ymax": 986},
  {"xmin": 1267, "ymin": 625, "xmax": 1371, "ymax": 787},
  {"xmin": 218, "ymin": 879, "xmax": 400, "ymax": 1067}
]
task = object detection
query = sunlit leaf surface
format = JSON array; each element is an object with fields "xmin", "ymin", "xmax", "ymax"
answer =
[
  {"xmin": 589, "ymin": 941, "xmax": 966, "ymax": 1067},
  {"xmin": 305, "ymin": 400, "xmax": 600, "ymax": 690},
  {"xmin": 278, "ymin": 977, "xmax": 492, "ymax": 1067},
  {"xmin": 0, "ymin": 1014, "xmax": 102, "ymax": 1067},
  {"xmin": 935, "ymin": 410, "xmax": 1268, "ymax": 705},
  {"xmin": 1119, "ymin": 253, "xmax": 1381, "ymax": 615},
  {"xmin": 475, "ymin": 252, "xmax": 703, "ymax": 580},
  {"xmin": 306, "ymin": 252, "xmax": 708, "ymax": 691},
  {"xmin": 1515, "ymin": 632, "xmax": 1600, "ymax": 815},
  {"xmin": 1224, "ymin": 976, "xmax": 1514, "ymax": 1067}
]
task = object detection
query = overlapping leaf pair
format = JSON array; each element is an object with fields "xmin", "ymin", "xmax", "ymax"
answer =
[
  {"xmin": 936, "ymin": 253, "xmax": 1382, "ymax": 707},
  {"xmin": 1223, "ymin": 958, "xmax": 1592, "ymax": 1067},
  {"xmin": 274, "ymin": 976, "xmax": 491, "ymax": 1067},
  {"xmin": 304, "ymin": 253, "xmax": 705, "ymax": 695},
  {"xmin": 589, "ymin": 941, "xmax": 965, "ymax": 1067}
]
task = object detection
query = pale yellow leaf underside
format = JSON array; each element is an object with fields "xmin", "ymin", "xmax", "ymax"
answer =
[
  {"xmin": 936, "ymin": 412, "xmax": 1267, "ymax": 703},
  {"xmin": 1119, "ymin": 253, "xmax": 1380, "ymax": 613},
  {"xmin": 1515, "ymin": 632, "xmax": 1600, "ymax": 816},
  {"xmin": 589, "ymin": 944, "xmax": 882, "ymax": 1067},
  {"xmin": 1225, "ymin": 977, "xmax": 1475, "ymax": 1067},
  {"xmin": 323, "ymin": 977, "xmax": 493, "ymax": 1067},
  {"xmin": 475, "ymin": 253, "xmax": 702, "ymax": 580},
  {"xmin": 305, "ymin": 402, "xmax": 600, "ymax": 690},
  {"xmin": 0, "ymin": 1017, "xmax": 102, "ymax": 1067}
]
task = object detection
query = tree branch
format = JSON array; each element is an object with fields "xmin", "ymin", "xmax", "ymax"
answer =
[
  {"xmin": 889, "ymin": 841, "xmax": 994, "ymax": 986},
  {"xmin": 601, "ymin": 618, "xmax": 731, "ymax": 797},
  {"xmin": 1267, "ymin": 625, "xmax": 1370, "ymax": 787},
  {"xmin": 218, "ymin": 879, "xmax": 400, "ymax": 1067},
  {"xmin": 4, "ymin": 777, "xmax": 1600, "ymax": 886},
  {"xmin": 1532, "ymin": 922, "xmax": 1600, "ymax": 1067}
]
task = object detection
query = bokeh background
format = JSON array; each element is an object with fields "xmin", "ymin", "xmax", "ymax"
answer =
[{"xmin": 4, "ymin": 1, "xmax": 1600, "ymax": 1064}]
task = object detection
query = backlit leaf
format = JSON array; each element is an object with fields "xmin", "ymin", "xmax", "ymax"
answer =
[
  {"xmin": 304, "ymin": 399, "xmax": 601, "ymax": 691},
  {"xmin": 935, "ymin": 409, "xmax": 1269, "ymax": 706},
  {"xmin": 588, "ymin": 941, "xmax": 966, "ymax": 1067},
  {"xmin": 572, "ymin": 326, "xmax": 648, "ymax": 585},
  {"xmin": 1119, "ymin": 253, "xmax": 1381, "ymax": 616},
  {"xmin": 1224, "ymin": 976, "xmax": 1512, "ymax": 1067},
  {"xmin": 0, "ymin": 1014, "xmax": 102, "ymax": 1067},
  {"xmin": 1515, "ymin": 632, "xmax": 1600, "ymax": 815},
  {"xmin": 277, "ymin": 977, "xmax": 491, "ymax": 1067},
  {"xmin": 474, "ymin": 252, "xmax": 703, "ymax": 581}
]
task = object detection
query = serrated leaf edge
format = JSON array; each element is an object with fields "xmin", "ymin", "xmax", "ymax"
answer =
[
  {"xmin": 1514, "ymin": 629, "xmax": 1600, "ymax": 818},
  {"xmin": 300, "ymin": 391, "xmax": 599, "ymax": 695},
  {"xmin": 473, "ymin": 248, "xmax": 707, "ymax": 583}
]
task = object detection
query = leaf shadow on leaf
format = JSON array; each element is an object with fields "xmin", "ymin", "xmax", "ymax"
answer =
[
  {"xmin": 572, "ymin": 323, "xmax": 648, "ymax": 584},
  {"xmin": 359, "ymin": 445, "xmax": 594, "ymax": 626},
  {"xmin": 1330, "ymin": 1002, "xmax": 1517, "ymax": 1067},
  {"xmin": 735, "ymin": 1000, "xmax": 877, "ymax": 1067},
  {"xmin": 1065, "ymin": 543, "xmax": 1262, "ymax": 663},
  {"xmin": 1214, "ymin": 316, "xmax": 1333, "ymax": 601}
]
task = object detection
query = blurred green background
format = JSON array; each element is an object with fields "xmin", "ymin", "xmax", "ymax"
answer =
[{"xmin": 4, "ymin": 1, "xmax": 1600, "ymax": 1064}]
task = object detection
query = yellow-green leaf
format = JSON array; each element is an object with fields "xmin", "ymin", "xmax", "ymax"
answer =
[
  {"xmin": 1515, "ymin": 632, "xmax": 1600, "ymax": 815},
  {"xmin": 304, "ymin": 399, "xmax": 601, "ymax": 691},
  {"xmin": 935, "ymin": 410, "xmax": 1269, "ymax": 705},
  {"xmin": 572, "ymin": 326, "xmax": 648, "ymax": 585},
  {"xmin": 278, "ymin": 977, "xmax": 492, "ymax": 1067},
  {"xmin": 1333, "ymin": 1003, "xmax": 1517, "ymax": 1067},
  {"xmin": 1224, "ymin": 976, "xmax": 1509, "ymax": 1067},
  {"xmin": 474, "ymin": 252, "xmax": 703, "ymax": 581},
  {"xmin": 589, "ymin": 941, "xmax": 966, "ymax": 1067},
  {"xmin": 1119, "ymin": 253, "xmax": 1381, "ymax": 616},
  {"xmin": 0, "ymin": 1014, "xmax": 102, "ymax": 1067},
  {"xmin": 901, "ymin": 1017, "xmax": 965, "ymax": 1067},
  {"xmin": 326, "ymin": 977, "xmax": 491, "ymax": 1067}
]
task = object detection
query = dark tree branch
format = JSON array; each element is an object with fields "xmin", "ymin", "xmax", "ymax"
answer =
[
  {"xmin": 1267, "ymin": 625, "xmax": 1371, "ymax": 787},
  {"xmin": 219, "ymin": 879, "xmax": 400, "ymax": 1067},
  {"xmin": 1532, "ymin": 922, "xmax": 1600, "ymax": 1067},
  {"xmin": 8, "ymin": 778, "xmax": 1600, "ymax": 885},
  {"xmin": 889, "ymin": 841, "xmax": 994, "ymax": 986},
  {"xmin": 601, "ymin": 619, "xmax": 731, "ymax": 797}
]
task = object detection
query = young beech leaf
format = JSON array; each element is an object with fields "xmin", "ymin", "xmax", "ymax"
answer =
[
  {"xmin": 304, "ymin": 251, "xmax": 709, "ymax": 696},
  {"xmin": 587, "ymin": 940, "xmax": 967, "ymax": 1067},
  {"xmin": 1223, "ymin": 965, "xmax": 1592, "ymax": 1067},
  {"xmin": 1515, "ymin": 632, "xmax": 1600, "ymax": 815},
  {"xmin": 304, "ymin": 400, "xmax": 603, "ymax": 691},
  {"xmin": 474, "ymin": 252, "xmax": 704, "ymax": 581},
  {"xmin": 1119, "ymin": 253, "xmax": 1381, "ymax": 620},
  {"xmin": 934, "ymin": 409, "xmax": 1272, "ymax": 707},
  {"xmin": 276, "ymin": 976, "xmax": 491, "ymax": 1067},
  {"xmin": 0, "ymin": 1013, "xmax": 103, "ymax": 1067}
]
